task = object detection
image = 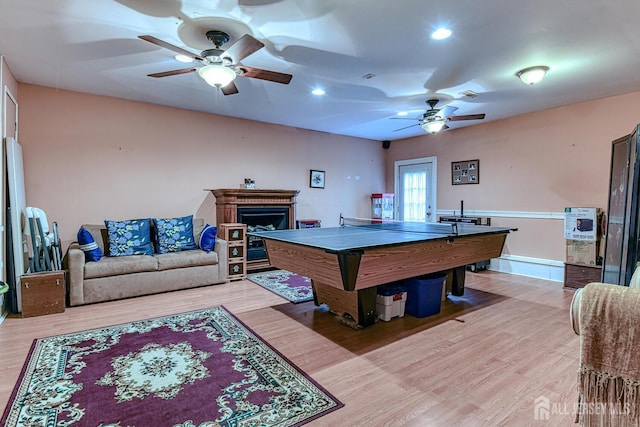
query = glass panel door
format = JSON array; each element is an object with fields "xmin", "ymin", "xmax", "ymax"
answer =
[{"xmin": 395, "ymin": 157, "xmax": 436, "ymax": 223}]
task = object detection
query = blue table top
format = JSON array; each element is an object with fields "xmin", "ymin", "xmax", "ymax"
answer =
[{"xmin": 249, "ymin": 223, "xmax": 512, "ymax": 252}]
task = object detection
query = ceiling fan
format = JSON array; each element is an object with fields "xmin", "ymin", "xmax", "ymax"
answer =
[
  {"xmin": 139, "ymin": 30, "xmax": 292, "ymax": 95},
  {"xmin": 392, "ymin": 99, "xmax": 485, "ymax": 134}
]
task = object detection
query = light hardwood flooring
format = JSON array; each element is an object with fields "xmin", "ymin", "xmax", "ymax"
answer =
[{"xmin": 0, "ymin": 271, "xmax": 579, "ymax": 426}]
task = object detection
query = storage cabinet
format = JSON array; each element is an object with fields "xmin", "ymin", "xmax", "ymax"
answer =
[
  {"xmin": 564, "ymin": 263, "xmax": 602, "ymax": 289},
  {"xmin": 218, "ymin": 223, "xmax": 247, "ymax": 281},
  {"xmin": 603, "ymin": 125, "xmax": 640, "ymax": 285},
  {"xmin": 21, "ymin": 271, "xmax": 66, "ymax": 317}
]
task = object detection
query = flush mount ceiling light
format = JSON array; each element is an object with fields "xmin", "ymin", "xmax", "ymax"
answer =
[
  {"xmin": 198, "ymin": 64, "xmax": 237, "ymax": 87},
  {"xmin": 421, "ymin": 119, "xmax": 446, "ymax": 134},
  {"xmin": 516, "ymin": 66, "xmax": 549, "ymax": 86},
  {"xmin": 431, "ymin": 27, "xmax": 452, "ymax": 40}
]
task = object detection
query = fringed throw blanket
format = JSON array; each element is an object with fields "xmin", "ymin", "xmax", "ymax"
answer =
[{"xmin": 578, "ymin": 283, "xmax": 640, "ymax": 426}]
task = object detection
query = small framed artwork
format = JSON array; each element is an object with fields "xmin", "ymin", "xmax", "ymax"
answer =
[
  {"xmin": 310, "ymin": 170, "xmax": 325, "ymax": 188},
  {"xmin": 452, "ymin": 159, "xmax": 479, "ymax": 185}
]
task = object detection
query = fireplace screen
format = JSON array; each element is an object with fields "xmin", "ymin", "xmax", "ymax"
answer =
[{"xmin": 237, "ymin": 207, "xmax": 289, "ymax": 261}]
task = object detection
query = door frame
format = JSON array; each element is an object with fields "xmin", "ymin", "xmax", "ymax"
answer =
[{"xmin": 394, "ymin": 156, "xmax": 438, "ymax": 222}]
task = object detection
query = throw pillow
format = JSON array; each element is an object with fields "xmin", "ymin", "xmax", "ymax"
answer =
[
  {"xmin": 153, "ymin": 215, "xmax": 197, "ymax": 254},
  {"xmin": 198, "ymin": 224, "xmax": 217, "ymax": 253},
  {"xmin": 104, "ymin": 218, "xmax": 153, "ymax": 256},
  {"xmin": 77, "ymin": 227, "xmax": 102, "ymax": 262}
]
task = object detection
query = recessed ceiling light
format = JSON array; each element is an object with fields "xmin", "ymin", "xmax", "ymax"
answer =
[
  {"xmin": 312, "ymin": 88, "xmax": 325, "ymax": 96},
  {"xmin": 431, "ymin": 27, "xmax": 452, "ymax": 40},
  {"xmin": 174, "ymin": 54, "xmax": 194, "ymax": 63},
  {"xmin": 397, "ymin": 111, "xmax": 409, "ymax": 116}
]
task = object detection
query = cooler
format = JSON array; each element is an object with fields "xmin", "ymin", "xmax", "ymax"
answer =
[{"xmin": 376, "ymin": 283, "xmax": 407, "ymax": 321}]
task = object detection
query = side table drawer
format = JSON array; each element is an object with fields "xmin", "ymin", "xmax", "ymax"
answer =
[
  {"xmin": 228, "ymin": 261, "xmax": 245, "ymax": 277},
  {"xmin": 228, "ymin": 245, "xmax": 244, "ymax": 259},
  {"xmin": 21, "ymin": 271, "xmax": 66, "ymax": 317},
  {"xmin": 564, "ymin": 263, "xmax": 602, "ymax": 289}
]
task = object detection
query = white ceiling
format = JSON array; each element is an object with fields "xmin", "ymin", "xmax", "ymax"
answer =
[{"xmin": 2, "ymin": 0, "xmax": 640, "ymax": 141}]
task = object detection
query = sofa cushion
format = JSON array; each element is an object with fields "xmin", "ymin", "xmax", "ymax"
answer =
[
  {"xmin": 153, "ymin": 215, "xmax": 197, "ymax": 254},
  {"xmin": 77, "ymin": 227, "xmax": 102, "ymax": 262},
  {"xmin": 193, "ymin": 218, "xmax": 205, "ymax": 241},
  {"xmin": 81, "ymin": 224, "xmax": 108, "ymax": 254},
  {"xmin": 105, "ymin": 218, "xmax": 154, "ymax": 256},
  {"xmin": 84, "ymin": 255, "xmax": 158, "ymax": 279},
  {"xmin": 155, "ymin": 249, "xmax": 219, "ymax": 271},
  {"xmin": 198, "ymin": 224, "xmax": 217, "ymax": 253}
]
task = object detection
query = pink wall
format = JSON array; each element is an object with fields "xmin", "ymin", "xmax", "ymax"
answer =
[
  {"xmin": 18, "ymin": 84, "xmax": 385, "ymax": 249},
  {"xmin": 385, "ymin": 91, "xmax": 640, "ymax": 262}
]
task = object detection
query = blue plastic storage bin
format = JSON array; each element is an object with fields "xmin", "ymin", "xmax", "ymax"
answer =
[{"xmin": 404, "ymin": 274, "xmax": 446, "ymax": 318}]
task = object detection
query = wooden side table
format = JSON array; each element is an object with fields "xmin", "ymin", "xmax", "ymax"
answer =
[
  {"xmin": 564, "ymin": 262, "xmax": 602, "ymax": 289},
  {"xmin": 21, "ymin": 270, "xmax": 66, "ymax": 317},
  {"xmin": 218, "ymin": 223, "xmax": 247, "ymax": 281}
]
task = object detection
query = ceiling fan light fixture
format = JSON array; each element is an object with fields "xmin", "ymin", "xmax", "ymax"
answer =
[
  {"xmin": 516, "ymin": 66, "xmax": 549, "ymax": 86},
  {"xmin": 198, "ymin": 64, "xmax": 237, "ymax": 87},
  {"xmin": 422, "ymin": 119, "xmax": 446, "ymax": 134}
]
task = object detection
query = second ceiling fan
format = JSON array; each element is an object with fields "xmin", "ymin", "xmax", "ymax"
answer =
[
  {"xmin": 139, "ymin": 30, "xmax": 292, "ymax": 95},
  {"xmin": 393, "ymin": 99, "xmax": 486, "ymax": 134}
]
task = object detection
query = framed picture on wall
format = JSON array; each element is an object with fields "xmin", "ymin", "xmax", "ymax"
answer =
[
  {"xmin": 310, "ymin": 170, "xmax": 325, "ymax": 188},
  {"xmin": 451, "ymin": 159, "xmax": 479, "ymax": 185}
]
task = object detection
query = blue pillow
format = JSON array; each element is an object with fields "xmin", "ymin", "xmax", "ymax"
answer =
[
  {"xmin": 198, "ymin": 224, "xmax": 217, "ymax": 253},
  {"xmin": 153, "ymin": 215, "xmax": 197, "ymax": 254},
  {"xmin": 77, "ymin": 227, "xmax": 102, "ymax": 262},
  {"xmin": 104, "ymin": 218, "xmax": 153, "ymax": 257}
]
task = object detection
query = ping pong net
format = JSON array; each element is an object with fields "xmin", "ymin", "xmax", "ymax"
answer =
[{"xmin": 340, "ymin": 215, "xmax": 459, "ymax": 235}]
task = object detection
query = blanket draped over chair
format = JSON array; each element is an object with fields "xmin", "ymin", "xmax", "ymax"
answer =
[{"xmin": 578, "ymin": 283, "xmax": 640, "ymax": 426}]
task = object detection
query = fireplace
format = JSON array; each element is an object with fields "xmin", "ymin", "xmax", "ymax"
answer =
[
  {"xmin": 237, "ymin": 207, "xmax": 289, "ymax": 261},
  {"xmin": 209, "ymin": 189, "xmax": 299, "ymax": 270}
]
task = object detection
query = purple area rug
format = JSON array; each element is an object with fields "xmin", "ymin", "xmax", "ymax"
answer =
[
  {"xmin": 247, "ymin": 270, "xmax": 314, "ymax": 303},
  {"xmin": 1, "ymin": 307, "xmax": 342, "ymax": 426}
]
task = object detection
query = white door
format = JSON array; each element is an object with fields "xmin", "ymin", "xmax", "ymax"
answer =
[{"xmin": 395, "ymin": 157, "xmax": 437, "ymax": 222}]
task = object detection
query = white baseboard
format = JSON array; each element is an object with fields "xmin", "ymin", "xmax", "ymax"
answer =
[{"xmin": 489, "ymin": 254, "xmax": 564, "ymax": 282}]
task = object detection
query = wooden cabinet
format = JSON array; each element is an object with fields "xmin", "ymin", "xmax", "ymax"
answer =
[
  {"xmin": 21, "ymin": 271, "xmax": 66, "ymax": 317},
  {"xmin": 218, "ymin": 223, "xmax": 247, "ymax": 281},
  {"xmin": 564, "ymin": 263, "xmax": 602, "ymax": 289}
]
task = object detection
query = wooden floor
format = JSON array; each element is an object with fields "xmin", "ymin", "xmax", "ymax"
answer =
[{"xmin": 0, "ymin": 271, "xmax": 579, "ymax": 426}]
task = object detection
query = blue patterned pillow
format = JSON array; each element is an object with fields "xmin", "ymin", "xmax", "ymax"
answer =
[
  {"xmin": 153, "ymin": 215, "xmax": 197, "ymax": 254},
  {"xmin": 77, "ymin": 227, "xmax": 102, "ymax": 262},
  {"xmin": 104, "ymin": 218, "xmax": 153, "ymax": 257},
  {"xmin": 198, "ymin": 224, "xmax": 217, "ymax": 253}
]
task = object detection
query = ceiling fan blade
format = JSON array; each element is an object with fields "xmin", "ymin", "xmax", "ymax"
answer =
[
  {"xmin": 139, "ymin": 35, "xmax": 203, "ymax": 61},
  {"xmin": 223, "ymin": 34, "xmax": 264, "ymax": 63},
  {"xmin": 393, "ymin": 123, "xmax": 420, "ymax": 132},
  {"xmin": 448, "ymin": 113, "xmax": 486, "ymax": 122},
  {"xmin": 148, "ymin": 67, "xmax": 198, "ymax": 78},
  {"xmin": 440, "ymin": 105, "xmax": 458, "ymax": 118},
  {"xmin": 239, "ymin": 66, "xmax": 292, "ymax": 84},
  {"xmin": 221, "ymin": 81, "xmax": 239, "ymax": 96}
]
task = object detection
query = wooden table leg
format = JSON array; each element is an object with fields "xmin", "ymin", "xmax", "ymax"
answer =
[{"xmin": 312, "ymin": 281, "xmax": 378, "ymax": 327}]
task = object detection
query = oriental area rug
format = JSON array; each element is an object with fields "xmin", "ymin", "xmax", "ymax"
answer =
[
  {"xmin": 1, "ymin": 307, "xmax": 342, "ymax": 426},
  {"xmin": 247, "ymin": 270, "xmax": 314, "ymax": 304}
]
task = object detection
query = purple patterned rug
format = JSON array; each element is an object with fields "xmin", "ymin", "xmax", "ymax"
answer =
[
  {"xmin": 1, "ymin": 307, "xmax": 342, "ymax": 426},
  {"xmin": 248, "ymin": 270, "xmax": 314, "ymax": 303}
]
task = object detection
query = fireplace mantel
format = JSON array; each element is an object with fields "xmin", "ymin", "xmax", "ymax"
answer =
[{"xmin": 207, "ymin": 189, "xmax": 300, "ymax": 228}]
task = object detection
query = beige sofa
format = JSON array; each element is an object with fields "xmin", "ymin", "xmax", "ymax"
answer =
[{"xmin": 65, "ymin": 218, "xmax": 228, "ymax": 306}]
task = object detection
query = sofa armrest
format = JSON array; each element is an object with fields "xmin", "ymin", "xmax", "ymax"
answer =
[
  {"xmin": 214, "ymin": 238, "xmax": 228, "ymax": 282},
  {"xmin": 66, "ymin": 245, "xmax": 86, "ymax": 306}
]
